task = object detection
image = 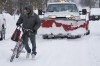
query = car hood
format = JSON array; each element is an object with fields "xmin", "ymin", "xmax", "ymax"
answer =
[{"xmin": 44, "ymin": 11, "xmax": 80, "ymax": 18}]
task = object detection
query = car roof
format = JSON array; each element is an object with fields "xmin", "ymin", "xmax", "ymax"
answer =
[
  {"xmin": 90, "ymin": 8, "xmax": 100, "ymax": 15},
  {"xmin": 48, "ymin": 2, "xmax": 76, "ymax": 5}
]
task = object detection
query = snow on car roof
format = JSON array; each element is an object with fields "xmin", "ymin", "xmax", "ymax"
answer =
[
  {"xmin": 48, "ymin": 2, "xmax": 76, "ymax": 5},
  {"xmin": 90, "ymin": 8, "xmax": 100, "ymax": 15}
]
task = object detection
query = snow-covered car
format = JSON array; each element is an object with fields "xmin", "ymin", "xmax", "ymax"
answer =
[
  {"xmin": 0, "ymin": 14, "xmax": 6, "ymax": 40},
  {"xmin": 39, "ymin": 1, "xmax": 90, "ymax": 39},
  {"xmin": 89, "ymin": 8, "xmax": 100, "ymax": 21}
]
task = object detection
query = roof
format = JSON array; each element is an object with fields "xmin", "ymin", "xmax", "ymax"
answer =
[
  {"xmin": 90, "ymin": 8, "xmax": 100, "ymax": 15},
  {"xmin": 48, "ymin": 2, "xmax": 76, "ymax": 5}
]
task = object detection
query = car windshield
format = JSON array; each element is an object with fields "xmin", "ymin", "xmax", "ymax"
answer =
[{"xmin": 46, "ymin": 4, "xmax": 78, "ymax": 12}]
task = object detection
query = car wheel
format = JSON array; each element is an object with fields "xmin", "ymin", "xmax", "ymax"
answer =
[
  {"xmin": 43, "ymin": 34, "xmax": 48, "ymax": 39},
  {"xmin": 0, "ymin": 26, "xmax": 5, "ymax": 40},
  {"xmin": 86, "ymin": 30, "xmax": 90, "ymax": 35}
]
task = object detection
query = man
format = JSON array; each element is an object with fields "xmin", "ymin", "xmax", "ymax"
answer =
[{"xmin": 16, "ymin": 5, "xmax": 41, "ymax": 59}]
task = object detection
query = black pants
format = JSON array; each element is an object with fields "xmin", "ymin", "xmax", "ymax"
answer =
[{"xmin": 22, "ymin": 32, "xmax": 37, "ymax": 55}]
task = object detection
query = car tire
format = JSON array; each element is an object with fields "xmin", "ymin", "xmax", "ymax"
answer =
[
  {"xmin": 86, "ymin": 30, "xmax": 90, "ymax": 35},
  {"xmin": 0, "ymin": 26, "xmax": 5, "ymax": 40},
  {"xmin": 43, "ymin": 34, "xmax": 48, "ymax": 39}
]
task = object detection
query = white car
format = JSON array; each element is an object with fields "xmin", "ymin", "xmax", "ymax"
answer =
[
  {"xmin": 0, "ymin": 14, "xmax": 6, "ymax": 40},
  {"xmin": 89, "ymin": 8, "xmax": 100, "ymax": 21}
]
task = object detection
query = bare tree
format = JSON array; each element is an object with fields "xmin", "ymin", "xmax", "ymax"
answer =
[
  {"xmin": 79, "ymin": 0, "xmax": 95, "ymax": 8},
  {"xmin": 0, "ymin": 0, "xmax": 7, "ymax": 13},
  {"xmin": 0, "ymin": 0, "xmax": 50, "ymax": 14}
]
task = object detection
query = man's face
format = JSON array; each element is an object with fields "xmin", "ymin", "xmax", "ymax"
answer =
[{"xmin": 24, "ymin": 7, "xmax": 31, "ymax": 14}]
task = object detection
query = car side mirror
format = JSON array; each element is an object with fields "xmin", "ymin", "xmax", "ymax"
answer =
[
  {"xmin": 38, "ymin": 10, "xmax": 45, "ymax": 15},
  {"xmin": 38, "ymin": 10, "xmax": 43, "ymax": 15},
  {"xmin": 82, "ymin": 9, "xmax": 87, "ymax": 15},
  {"xmin": 42, "ymin": 10, "xmax": 45, "ymax": 13}
]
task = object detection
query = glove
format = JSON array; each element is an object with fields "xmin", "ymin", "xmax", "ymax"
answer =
[
  {"xmin": 16, "ymin": 23, "xmax": 20, "ymax": 26},
  {"xmin": 32, "ymin": 29, "xmax": 37, "ymax": 34},
  {"xmin": 32, "ymin": 29, "xmax": 36, "ymax": 33}
]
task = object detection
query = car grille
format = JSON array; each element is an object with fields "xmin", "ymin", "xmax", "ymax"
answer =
[{"xmin": 55, "ymin": 17, "xmax": 74, "ymax": 20}]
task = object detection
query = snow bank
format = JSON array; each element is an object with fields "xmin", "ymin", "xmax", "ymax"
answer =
[{"xmin": 0, "ymin": 9, "xmax": 100, "ymax": 66}]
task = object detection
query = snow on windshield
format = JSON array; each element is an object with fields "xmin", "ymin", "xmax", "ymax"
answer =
[{"xmin": 46, "ymin": 4, "xmax": 78, "ymax": 12}]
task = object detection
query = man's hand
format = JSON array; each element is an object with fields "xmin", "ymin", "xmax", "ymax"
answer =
[
  {"xmin": 16, "ymin": 23, "xmax": 20, "ymax": 26},
  {"xmin": 32, "ymin": 29, "xmax": 36, "ymax": 33}
]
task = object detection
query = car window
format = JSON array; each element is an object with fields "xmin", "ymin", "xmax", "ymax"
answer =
[{"xmin": 46, "ymin": 4, "xmax": 78, "ymax": 12}]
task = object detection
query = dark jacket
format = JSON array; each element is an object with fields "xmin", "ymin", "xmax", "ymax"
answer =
[{"xmin": 16, "ymin": 5, "xmax": 41, "ymax": 34}]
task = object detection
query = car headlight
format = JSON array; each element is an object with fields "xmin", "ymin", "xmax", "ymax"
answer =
[
  {"xmin": 66, "ymin": 15, "xmax": 75, "ymax": 19},
  {"xmin": 48, "ymin": 15, "xmax": 56, "ymax": 19},
  {"xmin": 66, "ymin": 15, "xmax": 80, "ymax": 20}
]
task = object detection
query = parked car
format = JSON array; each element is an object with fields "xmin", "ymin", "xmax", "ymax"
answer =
[
  {"xmin": 89, "ymin": 8, "xmax": 100, "ymax": 21},
  {"xmin": 0, "ymin": 14, "xmax": 6, "ymax": 40}
]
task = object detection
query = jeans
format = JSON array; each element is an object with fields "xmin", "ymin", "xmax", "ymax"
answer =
[{"xmin": 22, "ymin": 31, "xmax": 37, "ymax": 55}]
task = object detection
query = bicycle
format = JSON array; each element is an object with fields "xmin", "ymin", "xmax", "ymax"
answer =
[{"xmin": 10, "ymin": 39, "xmax": 25, "ymax": 62}]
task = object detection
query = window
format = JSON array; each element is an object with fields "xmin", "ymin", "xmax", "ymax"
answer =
[{"xmin": 46, "ymin": 4, "xmax": 78, "ymax": 12}]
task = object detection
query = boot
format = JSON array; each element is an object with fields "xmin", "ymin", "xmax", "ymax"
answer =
[
  {"xmin": 26, "ymin": 53, "xmax": 30, "ymax": 58},
  {"xmin": 31, "ymin": 54, "xmax": 36, "ymax": 59}
]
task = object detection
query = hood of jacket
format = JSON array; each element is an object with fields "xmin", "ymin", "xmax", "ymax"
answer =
[{"xmin": 24, "ymin": 5, "xmax": 34, "ymax": 16}]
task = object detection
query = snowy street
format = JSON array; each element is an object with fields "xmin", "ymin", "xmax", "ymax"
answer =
[{"xmin": 0, "ymin": 13, "xmax": 100, "ymax": 66}]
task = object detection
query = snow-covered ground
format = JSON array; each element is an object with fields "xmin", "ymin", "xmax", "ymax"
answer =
[{"xmin": 0, "ymin": 12, "xmax": 100, "ymax": 66}]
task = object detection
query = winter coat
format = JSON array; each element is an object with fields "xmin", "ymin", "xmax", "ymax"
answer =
[{"xmin": 16, "ymin": 5, "xmax": 41, "ymax": 35}]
